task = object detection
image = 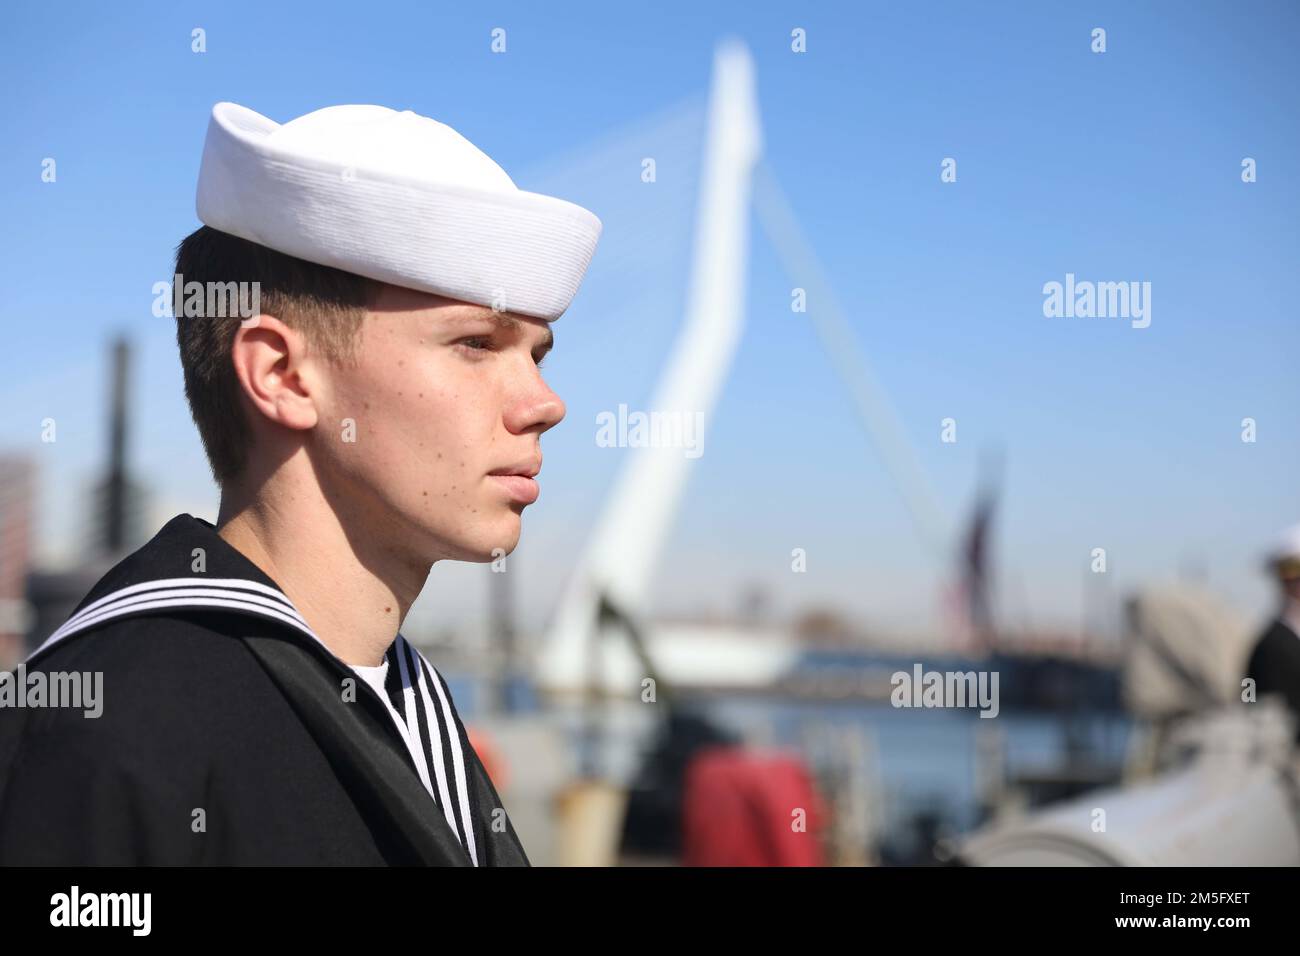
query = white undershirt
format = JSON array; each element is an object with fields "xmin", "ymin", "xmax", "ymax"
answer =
[{"xmin": 349, "ymin": 658, "xmax": 391, "ymax": 701}]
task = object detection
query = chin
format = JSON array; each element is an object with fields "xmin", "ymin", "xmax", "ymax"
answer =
[
  {"xmin": 395, "ymin": 495, "xmax": 524, "ymax": 563},
  {"xmin": 453, "ymin": 517, "xmax": 522, "ymax": 563}
]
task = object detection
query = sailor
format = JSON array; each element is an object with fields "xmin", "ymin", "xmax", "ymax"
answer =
[
  {"xmin": 1244, "ymin": 523, "xmax": 1300, "ymax": 742},
  {"xmin": 0, "ymin": 102, "xmax": 601, "ymax": 864}
]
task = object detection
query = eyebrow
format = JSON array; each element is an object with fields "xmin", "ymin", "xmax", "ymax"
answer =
[{"xmin": 452, "ymin": 309, "xmax": 554, "ymax": 353}]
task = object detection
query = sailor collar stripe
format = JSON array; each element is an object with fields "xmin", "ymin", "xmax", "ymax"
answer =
[
  {"xmin": 30, "ymin": 572, "xmax": 483, "ymax": 866},
  {"xmin": 35, "ymin": 577, "xmax": 309, "ymax": 654}
]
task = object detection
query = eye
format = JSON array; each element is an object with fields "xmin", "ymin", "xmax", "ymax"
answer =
[
  {"xmin": 456, "ymin": 334, "xmax": 548, "ymax": 369},
  {"xmin": 456, "ymin": 336, "xmax": 496, "ymax": 355}
]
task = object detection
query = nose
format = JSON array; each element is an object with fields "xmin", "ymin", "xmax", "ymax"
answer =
[{"xmin": 505, "ymin": 364, "xmax": 566, "ymax": 436}]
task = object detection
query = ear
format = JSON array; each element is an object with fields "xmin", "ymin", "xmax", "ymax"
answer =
[{"xmin": 229, "ymin": 315, "xmax": 320, "ymax": 432}]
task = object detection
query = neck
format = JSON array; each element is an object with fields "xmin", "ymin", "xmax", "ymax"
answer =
[{"xmin": 215, "ymin": 453, "xmax": 430, "ymax": 668}]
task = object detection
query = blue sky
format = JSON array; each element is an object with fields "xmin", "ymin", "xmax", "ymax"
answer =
[{"xmin": 2, "ymin": 1, "xmax": 1297, "ymax": 645}]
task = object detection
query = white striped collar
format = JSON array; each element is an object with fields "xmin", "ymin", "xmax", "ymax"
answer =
[{"xmin": 34, "ymin": 577, "xmax": 310, "ymax": 657}]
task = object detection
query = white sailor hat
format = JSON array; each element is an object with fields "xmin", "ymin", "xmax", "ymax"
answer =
[
  {"xmin": 195, "ymin": 102, "xmax": 602, "ymax": 320},
  {"xmin": 1266, "ymin": 522, "xmax": 1300, "ymax": 578}
]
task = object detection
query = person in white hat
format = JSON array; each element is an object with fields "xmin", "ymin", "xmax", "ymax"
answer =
[
  {"xmin": 0, "ymin": 103, "xmax": 601, "ymax": 865},
  {"xmin": 1243, "ymin": 523, "xmax": 1300, "ymax": 741}
]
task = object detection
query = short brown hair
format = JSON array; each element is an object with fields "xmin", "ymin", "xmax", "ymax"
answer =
[{"xmin": 172, "ymin": 226, "xmax": 380, "ymax": 485}]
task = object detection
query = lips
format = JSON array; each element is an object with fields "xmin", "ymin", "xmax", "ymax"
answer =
[
  {"xmin": 487, "ymin": 459, "xmax": 542, "ymax": 505},
  {"xmin": 487, "ymin": 473, "xmax": 540, "ymax": 504},
  {"xmin": 487, "ymin": 462, "xmax": 540, "ymax": 479}
]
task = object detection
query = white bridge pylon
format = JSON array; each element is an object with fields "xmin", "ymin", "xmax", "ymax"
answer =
[{"xmin": 536, "ymin": 39, "xmax": 950, "ymax": 696}]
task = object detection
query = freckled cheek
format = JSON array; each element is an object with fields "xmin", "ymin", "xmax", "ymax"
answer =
[
  {"xmin": 399, "ymin": 390, "xmax": 480, "ymax": 479},
  {"xmin": 367, "ymin": 363, "xmax": 497, "ymax": 492}
]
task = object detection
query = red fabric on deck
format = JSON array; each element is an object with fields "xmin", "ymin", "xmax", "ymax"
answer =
[{"xmin": 681, "ymin": 747, "xmax": 826, "ymax": 866}]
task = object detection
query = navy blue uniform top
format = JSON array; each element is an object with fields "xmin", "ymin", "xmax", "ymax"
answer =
[{"xmin": 0, "ymin": 514, "xmax": 529, "ymax": 866}]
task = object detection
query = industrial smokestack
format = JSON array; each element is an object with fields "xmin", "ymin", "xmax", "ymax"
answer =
[
  {"xmin": 489, "ymin": 560, "xmax": 517, "ymax": 713},
  {"xmin": 104, "ymin": 337, "xmax": 130, "ymax": 554}
]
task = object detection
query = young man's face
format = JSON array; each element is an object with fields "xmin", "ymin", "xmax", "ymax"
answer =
[{"xmin": 312, "ymin": 284, "xmax": 565, "ymax": 565}]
